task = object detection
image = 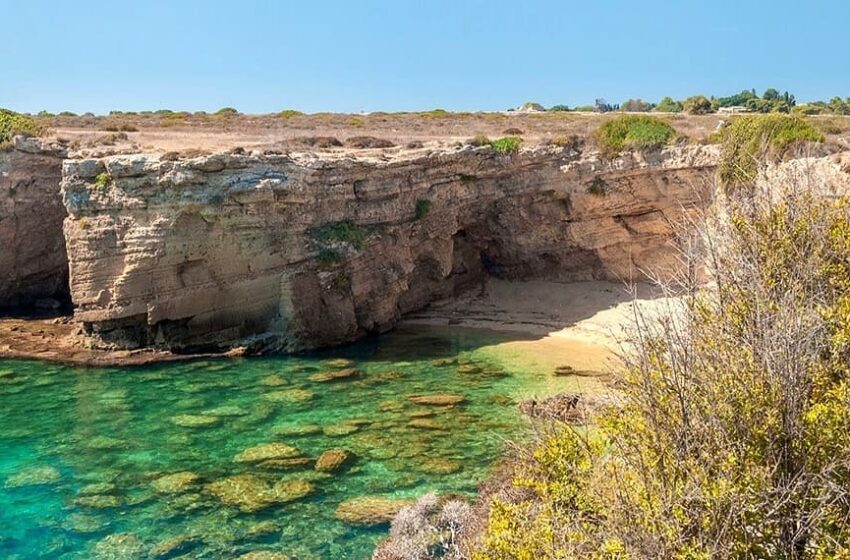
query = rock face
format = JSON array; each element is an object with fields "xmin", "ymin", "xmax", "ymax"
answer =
[
  {"xmin": 60, "ymin": 144, "xmax": 719, "ymax": 353},
  {"xmin": 0, "ymin": 138, "xmax": 68, "ymax": 308}
]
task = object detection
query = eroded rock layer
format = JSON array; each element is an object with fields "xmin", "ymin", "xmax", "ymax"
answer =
[
  {"xmin": 0, "ymin": 139, "xmax": 68, "ymax": 308},
  {"xmin": 61, "ymin": 145, "xmax": 718, "ymax": 352}
]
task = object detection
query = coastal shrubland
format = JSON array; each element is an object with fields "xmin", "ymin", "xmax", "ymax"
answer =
[{"xmin": 469, "ymin": 173, "xmax": 850, "ymax": 559}]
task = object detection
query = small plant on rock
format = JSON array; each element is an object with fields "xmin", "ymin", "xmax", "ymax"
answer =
[
  {"xmin": 415, "ymin": 199, "xmax": 431, "ymax": 220},
  {"xmin": 93, "ymin": 172, "xmax": 111, "ymax": 190}
]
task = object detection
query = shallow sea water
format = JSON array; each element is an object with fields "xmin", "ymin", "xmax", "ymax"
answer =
[{"xmin": 0, "ymin": 326, "xmax": 573, "ymax": 559}]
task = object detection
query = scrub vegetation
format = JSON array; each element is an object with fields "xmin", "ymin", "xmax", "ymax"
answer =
[{"xmin": 469, "ymin": 173, "xmax": 850, "ymax": 559}]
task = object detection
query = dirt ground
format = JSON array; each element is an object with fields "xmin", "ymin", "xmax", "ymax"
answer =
[{"xmin": 38, "ymin": 111, "xmax": 734, "ymax": 156}]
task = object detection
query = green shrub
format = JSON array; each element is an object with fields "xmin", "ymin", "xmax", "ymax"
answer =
[
  {"xmin": 414, "ymin": 198, "xmax": 431, "ymax": 220},
  {"xmin": 93, "ymin": 172, "xmax": 111, "ymax": 189},
  {"xmin": 215, "ymin": 107, "xmax": 239, "ymax": 115},
  {"xmin": 489, "ymin": 136, "xmax": 522, "ymax": 154},
  {"xmin": 718, "ymin": 114, "xmax": 824, "ymax": 187},
  {"xmin": 312, "ymin": 221, "xmax": 365, "ymax": 250},
  {"xmin": 548, "ymin": 104, "xmax": 571, "ymax": 112},
  {"xmin": 595, "ymin": 115, "xmax": 676, "ymax": 157},
  {"xmin": 0, "ymin": 108, "xmax": 43, "ymax": 149}
]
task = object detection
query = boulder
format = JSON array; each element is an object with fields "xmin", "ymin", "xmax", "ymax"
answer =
[{"xmin": 314, "ymin": 449, "xmax": 356, "ymax": 473}]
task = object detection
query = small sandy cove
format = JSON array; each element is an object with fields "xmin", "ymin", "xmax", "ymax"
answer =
[{"xmin": 404, "ymin": 279, "xmax": 674, "ymax": 392}]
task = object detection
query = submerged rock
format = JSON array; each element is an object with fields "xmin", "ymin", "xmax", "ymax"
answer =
[
  {"xmin": 323, "ymin": 358, "xmax": 354, "ymax": 369},
  {"xmin": 63, "ymin": 512, "xmax": 109, "ymax": 534},
  {"xmin": 207, "ymin": 474, "xmax": 314, "ymax": 513},
  {"xmin": 314, "ymin": 449, "xmax": 356, "ymax": 473},
  {"xmin": 258, "ymin": 374, "xmax": 288, "ymax": 387},
  {"xmin": 273, "ymin": 424, "xmax": 322, "ymax": 437},
  {"xmin": 238, "ymin": 552, "xmax": 291, "ymax": 560},
  {"xmin": 335, "ymin": 496, "xmax": 414, "ymax": 526},
  {"xmin": 258, "ymin": 458, "xmax": 314, "ymax": 471},
  {"xmin": 322, "ymin": 423, "xmax": 360, "ymax": 437},
  {"xmin": 407, "ymin": 418, "xmax": 448, "ymax": 431},
  {"xmin": 408, "ymin": 394, "xmax": 465, "ymax": 406},
  {"xmin": 4, "ymin": 465, "xmax": 61, "ymax": 488},
  {"xmin": 77, "ymin": 482, "xmax": 118, "ymax": 496},
  {"xmin": 75, "ymin": 494, "xmax": 123, "ymax": 509},
  {"xmin": 152, "ymin": 472, "xmax": 200, "ymax": 493},
  {"xmin": 309, "ymin": 368, "xmax": 362, "ymax": 383},
  {"xmin": 202, "ymin": 405, "xmax": 250, "ymax": 417},
  {"xmin": 91, "ymin": 533, "xmax": 144, "ymax": 559},
  {"xmin": 419, "ymin": 458, "xmax": 462, "ymax": 474},
  {"xmin": 170, "ymin": 414, "xmax": 221, "ymax": 428},
  {"xmin": 234, "ymin": 443, "xmax": 302, "ymax": 463},
  {"xmin": 149, "ymin": 534, "xmax": 201, "ymax": 559},
  {"xmin": 263, "ymin": 389, "xmax": 315, "ymax": 403},
  {"xmin": 244, "ymin": 521, "xmax": 279, "ymax": 539}
]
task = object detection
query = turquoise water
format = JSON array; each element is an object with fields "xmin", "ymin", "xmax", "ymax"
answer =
[{"xmin": 0, "ymin": 326, "xmax": 569, "ymax": 559}]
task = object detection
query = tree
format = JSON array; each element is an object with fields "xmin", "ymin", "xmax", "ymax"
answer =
[
  {"xmin": 683, "ymin": 95, "xmax": 715, "ymax": 114},
  {"xmin": 654, "ymin": 97, "xmax": 683, "ymax": 113},
  {"xmin": 620, "ymin": 98, "xmax": 653, "ymax": 112}
]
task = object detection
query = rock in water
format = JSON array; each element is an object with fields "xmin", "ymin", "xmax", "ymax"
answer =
[
  {"xmin": 151, "ymin": 472, "xmax": 200, "ymax": 493},
  {"xmin": 408, "ymin": 394, "xmax": 465, "ymax": 406},
  {"xmin": 234, "ymin": 443, "xmax": 302, "ymax": 463},
  {"xmin": 170, "ymin": 414, "xmax": 221, "ymax": 428},
  {"xmin": 314, "ymin": 449, "xmax": 356, "ymax": 473},
  {"xmin": 335, "ymin": 496, "xmax": 415, "ymax": 526},
  {"xmin": 4, "ymin": 465, "xmax": 61, "ymax": 488},
  {"xmin": 309, "ymin": 368, "xmax": 362, "ymax": 382}
]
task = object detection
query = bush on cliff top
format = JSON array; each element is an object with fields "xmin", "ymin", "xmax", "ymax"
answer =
[
  {"xmin": 489, "ymin": 136, "xmax": 522, "ymax": 154},
  {"xmin": 595, "ymin": 115, "xmax": 676, "ymax": 157},
  {"xmin": 472, "ymin": 182, "xmax": 850, "ymax": 559},
  {"xmin": 0, "ymin": 108, "xmax": 43, "ymax": 149},
  {"xmin": 717, "ymin": 114, "xmax": 824, "ymax": 188}
]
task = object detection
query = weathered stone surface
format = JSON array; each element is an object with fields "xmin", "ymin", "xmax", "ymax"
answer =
[
  {"xmin": 0, "ymin": 140, "xmax": 68, "ymax": 308},
  {"xmin": 59, "ymin": 145, "xmax": 719, "ymax": 353}
]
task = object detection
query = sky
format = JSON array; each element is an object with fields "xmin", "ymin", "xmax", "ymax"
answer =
[{"xmin": 3, "ymin": 0, "xmax": 849, "ymax": 114}]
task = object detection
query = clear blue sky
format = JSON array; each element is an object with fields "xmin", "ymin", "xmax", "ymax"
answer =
[{"xmin": 4, "ymin": 0, "xmax": 849, "ymax": 114}]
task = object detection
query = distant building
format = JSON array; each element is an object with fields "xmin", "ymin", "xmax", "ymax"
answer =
[{"xmin": 718, "ymin": 106, "xmax": 749, "ymax": 114}]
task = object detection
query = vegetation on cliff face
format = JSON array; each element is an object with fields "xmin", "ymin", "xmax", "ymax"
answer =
[
  {"xmin": 471, "ymin": 178, "xmax": 850, "ymax": 559},
  {"xmin": 717, "ymin": 114, "xmax": 824, "ymax": 187},
  {"xmin": 595, "ymin": 115, "xmax": 677, "ymax": 157},
  {"xmin": 0, "ymin": 108, "xmax": 43, "ymax": 150}
]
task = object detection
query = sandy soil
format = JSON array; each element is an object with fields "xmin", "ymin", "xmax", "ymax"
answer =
[{"xmin": 404, "ymin": 279, "xmax": 676, "ymax": 393}]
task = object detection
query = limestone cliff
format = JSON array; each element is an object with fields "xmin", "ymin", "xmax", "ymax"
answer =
[
  {"xmin": 0, "ymin": 138, "xmax": 68, "ymax": 308},
  {"xmin": 60, "ymin": 144, "xmax": 719, "ymax": 353}
]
